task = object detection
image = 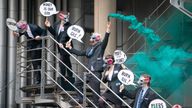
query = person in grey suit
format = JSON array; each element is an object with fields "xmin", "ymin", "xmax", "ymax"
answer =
[
  {"xmin": 120, "ymin": 74, "xmax": 159, "ymax": 108},
  {"xmin": 99, "ymin": 55, "xmax": 123, "ymax": 108},
  {"xmin": 13, "ymin": 20, "xmax": 47, "ymax": 84},
  {"xmin": 45, "ymin": 11, "xmax": 73, "ymax": 82},
  {"xmin": 66, "ymin": 22, "xmax": 111, "ymax": 106}
]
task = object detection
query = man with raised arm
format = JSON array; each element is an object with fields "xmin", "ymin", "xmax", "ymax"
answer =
[
  {"xmin": 45, "ymin": 11, "xmax": 74, "ymax": 85},
  {"xmin": 66, "ymin": 22, "xmax": 111, "ymax": 106}
]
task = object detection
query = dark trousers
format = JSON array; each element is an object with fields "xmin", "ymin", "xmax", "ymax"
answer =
[
  {"xmin": 30, "ymin": 48, "xmax": 42, "ymax": 83},
  {"xmin": 59, "ymin": 48, "xmax": 73, "ymax": 77},
  {"xmin": 75, "ymin": 72, "xmax": 102, "ymax": 106}
]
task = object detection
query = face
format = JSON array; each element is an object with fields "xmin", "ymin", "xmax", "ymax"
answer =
[
  {"xmin": 137, "ymin": 75, "xmax": 150, "ymax": 87},
  {"xmin": 89, "ymin": 33, "xmax": 101, "ymax": 45},
  {"xmin": 106, "ymin": 58, "xmax": 114, "ymax": 65},
  {"xmin": 104, "ymin": 55, "xmax": 114, "ymax": 66},
  {"xmin": 137, "ymin": 76, "xmax": 145, "ymax": 86},
  {"xmin": 58, "ymin": 12, "xmax": 69, "ymax": 24},
  {"xmin": 16, "ymin": 21, "xmax": 27, "ymax": 33}
]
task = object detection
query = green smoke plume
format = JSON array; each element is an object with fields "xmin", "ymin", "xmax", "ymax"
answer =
[
  {"xmin": 108, "ymin": 13, "xmax": 192, "ymax": 98},
  {"xmin": 108, "ymin": 13, "xmax": 160, "ymax": 45}
]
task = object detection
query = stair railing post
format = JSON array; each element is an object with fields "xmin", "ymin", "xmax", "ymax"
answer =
[
  {"xmin": 15, "ymin": 44, "xmax": 21, "ymax": 103},
  {"xmin": 83, "ymin": 72, "xmax": 87, "ymax": 107},
  {"xmin": 40, "ymin": 37, "xmax": 46, "ymax": 98}
]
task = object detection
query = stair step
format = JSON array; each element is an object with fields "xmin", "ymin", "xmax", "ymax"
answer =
[
  {"xmin": 57, "ymin": 100, "xmax": 72, "ymax": 108},
  {"xmin": 32, "ymin": 103, "xmax": 59, "ymax": 107},
  {"xmin": 59, "ymin": 90, "xmax": 93, "ymax": 98},
  {"xmin": 20, "ymin": 84, "xmax": 57, "ymax": 94},
  {"xmin": 32, "ymin": 96, "xmax": 58, "ymax": 107},
  {"xmin": 20, "ymin": 97, "xmax": 35, "ymax": 103}
]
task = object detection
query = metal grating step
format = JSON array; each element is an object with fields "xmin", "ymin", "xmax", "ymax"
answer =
[
  {"xmin": 32, "ymin": 95, "xmax": 58, "ymax": 107},
  {"xmin": 20, "ymin": 84, "xmax": 57, "ymax": 94}
]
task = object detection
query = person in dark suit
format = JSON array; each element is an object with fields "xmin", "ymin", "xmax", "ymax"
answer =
[
  {"xmin": 98, "ymin": 55, "xmax": 123, "ymax": 108},
  {"xmin": 66, "ymin": 22, "xmax": 111, "ymax": 106},
  {"xmin": 13, "ymin": 20, "xmax": 46, "ymax": 84},
  {"xmin": 120, "ymin": 74, "xmax": 158, "ymax": 108},
  {"xmin": 45, "ymin": 11, "xmax": 73, "ymax": 79}
]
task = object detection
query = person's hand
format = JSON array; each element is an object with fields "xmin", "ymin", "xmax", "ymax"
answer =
[
  {"xmin": 65, "ymin": 41, "xmax": 72, "ymax": 49},
  {"xmin": 119, "ymin": 84, "xmax": 125, "ymax": 92},
  {"xmin": 106, "ymin": 21, "xmax": 111, "ymax": 33},
  {"xmin": 13, "ymin": 31, "xmax": 19, "ymax": 37},
  {"xmin": 105, "ymin": 70, "xmax": 110, "ymax": 76},
  {"xmin": 34, "ymin": 36, "xmax": 41, "ymax": 40},
  {"xmin": 58, "ymin": 43, "xmax": 64, "ymax": 48},
  {"xmin": 45, "ymin": 17, "xmax": 51, "ymax": 27}
]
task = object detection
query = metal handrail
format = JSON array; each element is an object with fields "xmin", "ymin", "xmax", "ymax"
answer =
[
  {"xmin": 17, "ymin": 47, "xmax": 43, "ymax": 55},
  {"xmin": 46, "ymin": 35, "xmax": 132, "ymax": 108},
  {"xmin": 17, "ymin": 35, "xmax": 175, "ymax": 107},
  {"xmin": 15, "ymin": 34, "xmax": 174, "ymax": 108},
  {"xmin": 44, "ymin": 41, "xmax": 113, "ymax": 108},
  {"xmin": 15, "ymin": 36, "xmax": 113, "ymax": 107},
  {"xmin": 17, "ymin": 59, "xmax": 42, "ymax": 65}
]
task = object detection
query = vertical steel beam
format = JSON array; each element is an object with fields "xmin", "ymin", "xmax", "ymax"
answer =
[
  {"xmin": 68, "ymin": 0, "xmax": 84, "ymax": 75},
  {"xmin": 0, "ymin": 0, "xmax": 7, "ymax": 107},
  {"xmin": 7, "ymin": 0, "xmax": 19, "ymax": 108},
  {"xmin": 55, "ymin": 0, "xmax": 62, "ymax": 79},
  {"xmin": 46, "ymin": 0, "xmax": 55, "ymax": 85},
  {"xmin": 19, "ymin": 0, "xmax": 27, "ymax": 108},
  {"xmin": 36, "ymin": 0, "xmax": 46, "ymax": 100}
]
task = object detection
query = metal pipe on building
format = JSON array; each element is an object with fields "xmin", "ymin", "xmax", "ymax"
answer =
[
  {"xmin": 46, "ymin": 2, "xmax": 58, "ymax": 108},
  {"xmin": 7, "ymin": 0, "xmax": 19, "ymax": 108},
  {"xmin": 35, "ymin": 1, "xmax": 46, "ymax": 108},
  {"xmin": 94, "ymin": 0, "xmax": 117, "ymax": 54},
  {"xmin": 55, "ymin": 0, "xmax": 62, "ymax": 12},
  {"xmin": 61, "ymin": 0, "xmax": 67, "ymax": 12},
  {"xmin": 68, "ymin": 0, "xmax": 84, "ymax": 75},
  {"xmin": 36, "ymin": 0, "xmax": 46, "ymax": 28},
  {"xmin": 28, "ymin": 0, "xmax": 35, "ymax": 86},
  {"xmin": 46, "ymin": 0, "xmax": 55, "ymax": 85},
  {"xmin": 0, "ymin": 0, "xmax": 7, "ymax": 108},
  {"xmin": 19, "ymin": 0, "xmax": 27, "ymax": 108},
  {"xmin": 55, "ymin": 0, "xmax": 62, "ymax": 79}
]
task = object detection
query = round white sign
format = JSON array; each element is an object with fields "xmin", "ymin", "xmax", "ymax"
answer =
[
  {"xmin": 39, "ymin": 2, "xmax": 59, "ymax": 16},
  {"xmin": 67, "ymin": 25, "xmax": 85, "ymax": 43},
  {"xmin": 114, "ymin": 50, "xmax": 127, "ymax": 64},
  {"xmin": 117, "ymin": 69, "xmax": 135, "ymax": 85},
  {"xmin": 6, "ymin": 18, "xmax": 17, "ymax": 31},
  {"xmin": 149, "ymin": 99, "xmax": 167, "ymax": 108}
]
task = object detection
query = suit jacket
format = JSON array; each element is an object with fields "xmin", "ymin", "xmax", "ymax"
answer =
[
  {"xmin": 69, "ymin": 32, "xmax": 110, "ymax": 72},
  {"xmin": 47, "ymin": 21, "xmax": 71, "ymax": 54},
  {"xmin": 122, "ymin": 87, "xmax": 158, "ymax": 108},
  {"xmin": 19, "ymin": 24, "xmax": 46, "ymax": 49},
  {"xmin": 47, "ymin": 21, "xmax": 71, "ymax": 43},
  {"xmin": 102, "ymin": 64, "xmax": 122, "ymax": 95}
]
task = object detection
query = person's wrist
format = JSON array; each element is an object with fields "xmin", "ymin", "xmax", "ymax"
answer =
[{"xmin": 106, "ymin": 28, "xmax": 110, "ymax": 33}]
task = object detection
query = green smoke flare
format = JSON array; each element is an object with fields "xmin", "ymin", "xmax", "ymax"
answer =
[{"xmin": 109, "ymin": 13, "xmax": 192, "ymax": 98}]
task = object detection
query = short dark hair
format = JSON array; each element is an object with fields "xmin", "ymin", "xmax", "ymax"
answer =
[{"xmin": 105, "ymin": 54, "xmax": 114, "ymax": 61}]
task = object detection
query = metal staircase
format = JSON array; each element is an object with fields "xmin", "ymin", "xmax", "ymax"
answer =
[
  {"xmin": 170, "ymin": 0, "xmax": 192, "ymax": 18},
  {"xmin": 15, "ymin": 36, "xmax": 132, "ymax": 108}
]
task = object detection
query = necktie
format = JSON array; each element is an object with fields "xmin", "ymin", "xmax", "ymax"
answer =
[
  {"xmin": 136, "ymin": 89, "xmax": 143, "ymax": 108},
  {"xmin": 87, "ymin": 47, "xmax": 94, "ymax": 57}
]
